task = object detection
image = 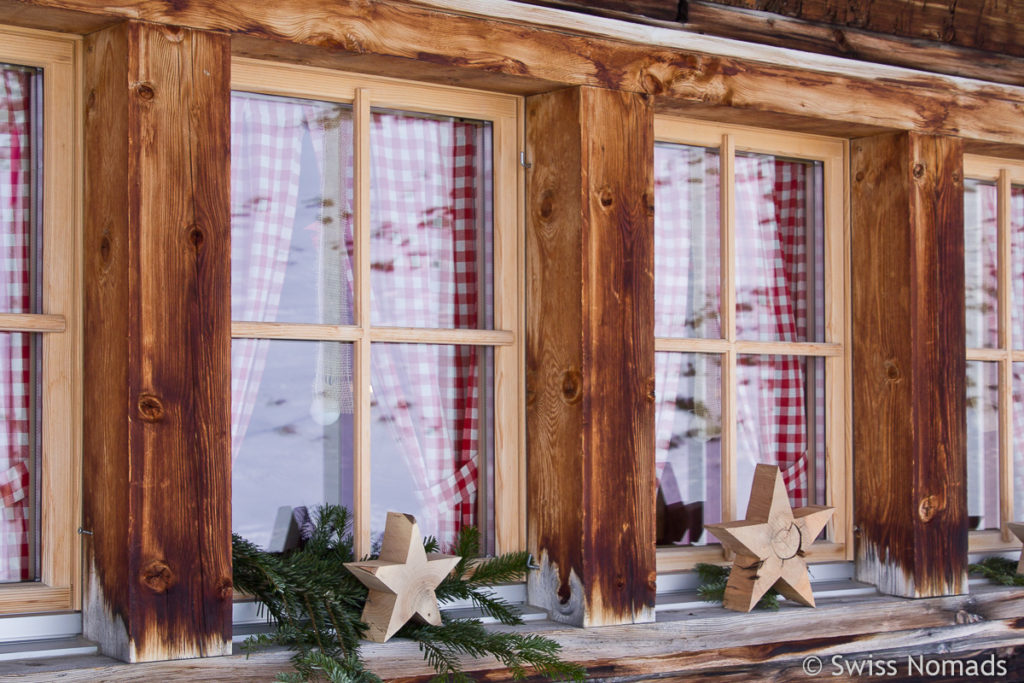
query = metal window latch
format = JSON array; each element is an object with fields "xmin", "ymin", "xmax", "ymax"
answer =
[
  {"xmin": 526, "ymin": 554, "xmax": 541, "ymax": 570},
  {"xmin": 519, "ymin": 151, "xmax": 532, "ymax": 169}
]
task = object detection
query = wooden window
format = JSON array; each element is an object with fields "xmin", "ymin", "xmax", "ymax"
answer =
[
  {"xmin": 963, "ymin": 155, "xmax": 1024, "ymax": 552},
  {"xmin": 0, "ymin": 27, "xmax": 80, "ymax": 614},
  {"xmin": 230, "ymin": 60, "xmax": 523, "ymax": 559},
  {"xmin": 652, "ymin": 118, "xmax": 850, "ymax": 571}
]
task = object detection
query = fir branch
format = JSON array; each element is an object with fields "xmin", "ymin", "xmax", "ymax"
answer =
[
  {"xmin": 694, "ymin": 562, "xmax": 780, "ymax": 611},
  {"xmin": 969, "ymin": 556, "xmax": 1024, "ymax": 586}
]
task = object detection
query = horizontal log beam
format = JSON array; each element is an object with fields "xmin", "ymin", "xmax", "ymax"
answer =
[
  {"xmin": 703, "ymin": 0, "xmax": 1024, "ymax": 59},
  {"xmin": 3, "ymin": 0, "xmax": 1024, "ymax": 145},
  {"xmin": 685, "ymin": 1, "xmax": 1024, "ymax": 88}
]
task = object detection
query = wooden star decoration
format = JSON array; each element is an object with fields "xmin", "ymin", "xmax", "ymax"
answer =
[
  {"xmin": 344, "ymin": 512, "xmax": 461, "ymax": 642},
  {"xmin": 1007, "ymin": 522, "xmax": 1024, "ymax": 574},
  {"xmin": 705, "ymin": 464, "xmax": 834, "ymax": 612}
]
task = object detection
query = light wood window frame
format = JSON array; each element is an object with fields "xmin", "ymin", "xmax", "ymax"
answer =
[
  {"xmin": 963, "ymin": 155, "xmax": 1024, "ymax": 553},
  {"xmin": 652, "ymin": 118, "xmax": 851, "ymax": 572},
  {"xmin": 0, "ymin": 26, "xmax": 81, "ymax": 614},
  {"xmin": 230, "ymin": 59, "xmax": 525, "ymax": 559}
]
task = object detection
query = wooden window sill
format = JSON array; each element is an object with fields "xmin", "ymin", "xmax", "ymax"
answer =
[{"xmin": 3, "ymin": 581, "xmax": 1023, "ymax": 680}]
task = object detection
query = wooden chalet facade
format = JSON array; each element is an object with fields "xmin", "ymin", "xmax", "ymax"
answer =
[{"xmin": 0, "ymin": 0, "xmax": 1023, "ymax": 679}]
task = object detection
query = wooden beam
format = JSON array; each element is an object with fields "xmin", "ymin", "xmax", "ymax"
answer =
[
  {"xmin": 703, "ymin": 0, "xmax": 1024, "ymax": 59},
  {"xmin": 514, "ymin": 0, "xmax": 683, "ymax": 23},
  {"xmin": 82, "ymin": 20, "xmax": 232, "ymax": 662},
  {"xmin": 525, "ymin": 86, "xmax": 655, "ymax": 627},
  {"xmin": 851, "ymin": 131, "xmax": 967, "ymax": 598},
  {"xmin": 4, "ymin": 0, "xmax": 1024, "ymax": 144},
  {"xmin": 685, "ymin": 1, "xmax": 1024, "ymax": 88}
]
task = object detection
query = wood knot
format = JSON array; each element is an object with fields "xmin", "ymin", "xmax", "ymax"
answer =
[
  {"xmin": 952, "ymin": 171, "xmax": 962, "ymax": 183},
  {"xmin": 918, "ymin": 494, "xmax": 944, "ymax": 523},
  {"xmin": 141, "ymin": 560, "xmax": 176, "ymax": 594},
  {"xmin": 640, "ymin": 71, "xmax": 665, "ymax": 96},
  {"xmin": 643, "ymin": 191, "xmax": 655, "ymax": 217},
  {"xmin": 137, "ymin": 394, "xmax": 165, "ymax": 422},
  {"xmin": 855, "ymin": 171, "xmax": 865, "ymax": 182},
  {"xmin": 86, "ymin": 89, "xmax": 96, "ymax": 113},
  {"xmin": 561, "ymin": 369, "xmax": 582, "ymax": 405},
  {"xmin": 913, "ymin": 163, "xmax": 925, "ymax": 179},
  {"xmin": 219, "ymin": 578, "xmax": 234, "ymax": 601},
  {"xmin": 99, "ymin": 231, "xmax": 112, "ymax": 268},
  {"xmin": 645, "ymin": 376, "xmax": 656, "ymax": 402},
  {"xmin": 599, "ymin": 187, "xmax": 614, "ymax": 208},
  {"xmin": 187, "ymin": 223, "xmax": 205, "ymax": 250},
  {"xmin": 134, "ymin": 82, "xmax": 156, "ymax": 101},
  {"xmin": 539, "ymin": 192, "xmax": 555, "ymax": 220},
  {"xmin": 883, "ymin": 359, "xmax": 901, "ymax": 383}
]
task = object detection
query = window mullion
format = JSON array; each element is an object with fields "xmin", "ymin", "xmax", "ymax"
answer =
[
  {"xmin": 353, "ymin": 87, "xmax": 372, "ymax": 558},
  {"xmin": 999, "ymin": 169, "xmax": 1014, "ymax": 541},
  {"xmin": 720, "ymin": 134, "xmax": 737, "ymax": 529}
]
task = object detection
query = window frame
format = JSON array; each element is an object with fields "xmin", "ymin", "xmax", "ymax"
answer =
[
  {"xmin": 652, "ymin": 117, "xmax": 851, "ymax": 572},
  {"xmin": 229, "ymin": 58, "xmax": 525, "ymax": 558},
  {"xmin": 0, "ymin": 26, "xmax": 81, "ymax": 614},
  {"xmin": 963, "ymin": 154, "xmax": 1024, "ymax": 553}
]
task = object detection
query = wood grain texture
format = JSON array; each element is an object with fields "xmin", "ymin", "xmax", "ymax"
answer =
[
  {"xmin": 525, "ymin": 86, "xmax": 655, "ymax": 627},
  {"xmin": 5, "ymin": 0, "xmax": 1024, "ymax": 144},
  {"xmin": 851, "ymin": 132, "xmax": 966, "ymax": 598},
  {"xmin": 685, "ymin": 1, "xmax": 1024, "ymax": 88},
  {"xmin": 704, "ymin": 0, "xmax": 1024, "ymax": 58},
  {"xmin": 514, "ymin": 0, "xmax": 683, "ymax": 22},
  {"xmin": 7, "ymin": 585, "xmax": 1024, "ymax": 681},
  {"xmin": 83, "ymin": 21, "xmax": 232, "ymax": 662}
]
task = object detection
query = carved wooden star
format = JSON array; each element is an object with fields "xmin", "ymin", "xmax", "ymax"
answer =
[
  {"xmin": 1007, "ymin": 522, "xmax": 1024, "ymax": 574},
  {"xmin": 344, "ymin": 512, "xmax": 461, "ymax": 642},
  {"xmin": 705, "ymin": 464, "xmax": 834, "ymax": 612}
]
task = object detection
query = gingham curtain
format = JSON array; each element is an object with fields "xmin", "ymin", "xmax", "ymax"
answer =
[
  {"xmin": 653, "ymin": 145, "xmax": 722, "ymax": 529},
  {"xmin": 0, "ymin": 68, "xmax": 32, "ymax": 581},
  {"xmin": 369, "ymin": 112, "xmax": 482, "ymax": 549},
  {"xmin": 230, "ymin": 95, "xmax": 311, "ymax": 460},
  {"xmin": 734, "ymin": 156, "xmax": 810, "ymax": 507}
]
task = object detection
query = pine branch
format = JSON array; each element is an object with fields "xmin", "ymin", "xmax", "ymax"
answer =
[
  {"xmin": 694, "ymin": 562, "xmax": 780, "ymax": 610},
  {"xmin": 969, "ymin": 556, "xmax": 1024, "ymax": 586}
]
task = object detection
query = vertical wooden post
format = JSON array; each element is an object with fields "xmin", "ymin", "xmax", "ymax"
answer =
[
  {"xmin": 852, "ymin": 131, "xmax": 967, "ymax": 598},
  {"xmin": 525, "ymin": 86, "xmax": 656, "ymax": 627},
  {"xmin": 82, "ymin": 21, "xmax": 232, "ymax": 661}
]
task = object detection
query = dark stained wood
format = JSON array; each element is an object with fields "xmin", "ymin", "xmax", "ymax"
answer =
[
  {"xmin": 526, "ymin": 86, "xmax": 655, "ymax": 627},
  {"xmin": 851, "ymin": 132, "xmax": 966, "ymax": 598},
  {"xmin": 705, "ymin": 0, "xmax": 1024, "ymax": 59},
  {"xmin": 5, "ymin": 0, "xmax": 1024, "ymax": 145},
  {"xmin": 83, "ymin": 20, "xmax": 232, "ymax": 662},
  {"xmin": 685, "ymin": 1, "xmax": 1024, "ymax": 88},
  {"xmin": 515, "ymin": 0, "xmax": 683, "ymax": 23}
]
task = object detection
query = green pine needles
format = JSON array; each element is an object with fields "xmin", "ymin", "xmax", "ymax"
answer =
[
  {"xmin": 232, "ymin": 505, "xmax": 586, "ymax": 682},
  {"xmin": 968, "ymin": 556, "xmax": 1024, "ymax": 587},
  {"xmin": 694, "ymin": 562, "xmax": 780, "ymax": 610}
]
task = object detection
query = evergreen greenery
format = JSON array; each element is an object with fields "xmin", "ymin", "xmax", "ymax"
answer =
[
  {"xmin": 968, "ymin": 556, "xmax": 1024, "ymax": 586},
  {"xmin": 232, "ymin": 505, "xmax": 586, "ymax": 682},
  {"xmin": 694, "ymin": 562, "xmax": 780, "ymax": 610}
]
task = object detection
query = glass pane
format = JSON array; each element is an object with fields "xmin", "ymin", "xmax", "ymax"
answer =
[
  {"xmin": 965, "ymin": 179, "xmax": 999, "ymax": 349},
  {"xmin": 1014, "ymin": 364, "xmax": 1024, "ymax": 521},
  {"xmin": 1012, "ymin": 186, "xmax": 1024, "ymax": 348},
  {"xmin": 370, "ymin": 344, "xmax": 494, "ymax": 553},
  {"xmin": 966, "ymin": 361, "xmax": 1000, "ymax": 531},
  {"xmin": 735, "ymin": 154, "xmax": 825, "ymax": 343},
  {"xmin": 655, "ymin": 352, "xmax": 722, "ymax": 547},
  {"xmin": 231, "ymin": 92, "xmax": 355, "ymax": 326},
  {"xmin": 654, "ymin": 143, "xmax": 721, "ymax": 339},
  {"xmin": 736, "ymin": 355, "xmax": 826, "ymax": 515},
  {"xmin": 1, "ymin": 66, "xmax": 40, "ymax": 316},
  {"xmin": 369, "ymin": 110, "xmax": 494, "ymax": 330},
  {"xmin": 0, "ymin": 332, "xmax": 39, "ymax": 582},
  {"xmin": 232, "ymin": 339, "xmax": 355, "ymax": 549}
]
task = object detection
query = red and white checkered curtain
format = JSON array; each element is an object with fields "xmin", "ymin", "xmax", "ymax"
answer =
[
  {"xmin": 0, "ymin": 68, "xmax": 32, "ymax": 581},
  {"xmin": 734, "ymin": 157, "xmax": 810, "ymax": 507},
  {"xmin": 229, "ymin": 95, "xmax": 311, "ymax": 460},
  {"xmin": 369, "ymin": 112, "xmax": 482, "ymax": 549}
]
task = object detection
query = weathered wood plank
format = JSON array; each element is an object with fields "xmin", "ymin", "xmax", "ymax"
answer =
[
  {"xmin": 4, "ymin": 0, "xmax": 1024, "ymax": 144},
  {"xmin": 83, "ymin": 20, "xmax": 232, "ymax": 662},
  {"xmin": 705, "ymin": 0, "xmax": 1024, "ymax": 59},
  {"xmin": 851, "ymin": 132, "xmax": 967, "ymax": 598},
  {"xmin": 685, "ymin": 0, "xmax": 1024, "ymax": 88},
  {"xmin": 514, "ymin": 0, "xmax": 683, "ymax": 23},
  {"xmin": 525, "ymin": 86, "xmax": 655, "ymax": 627}
]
